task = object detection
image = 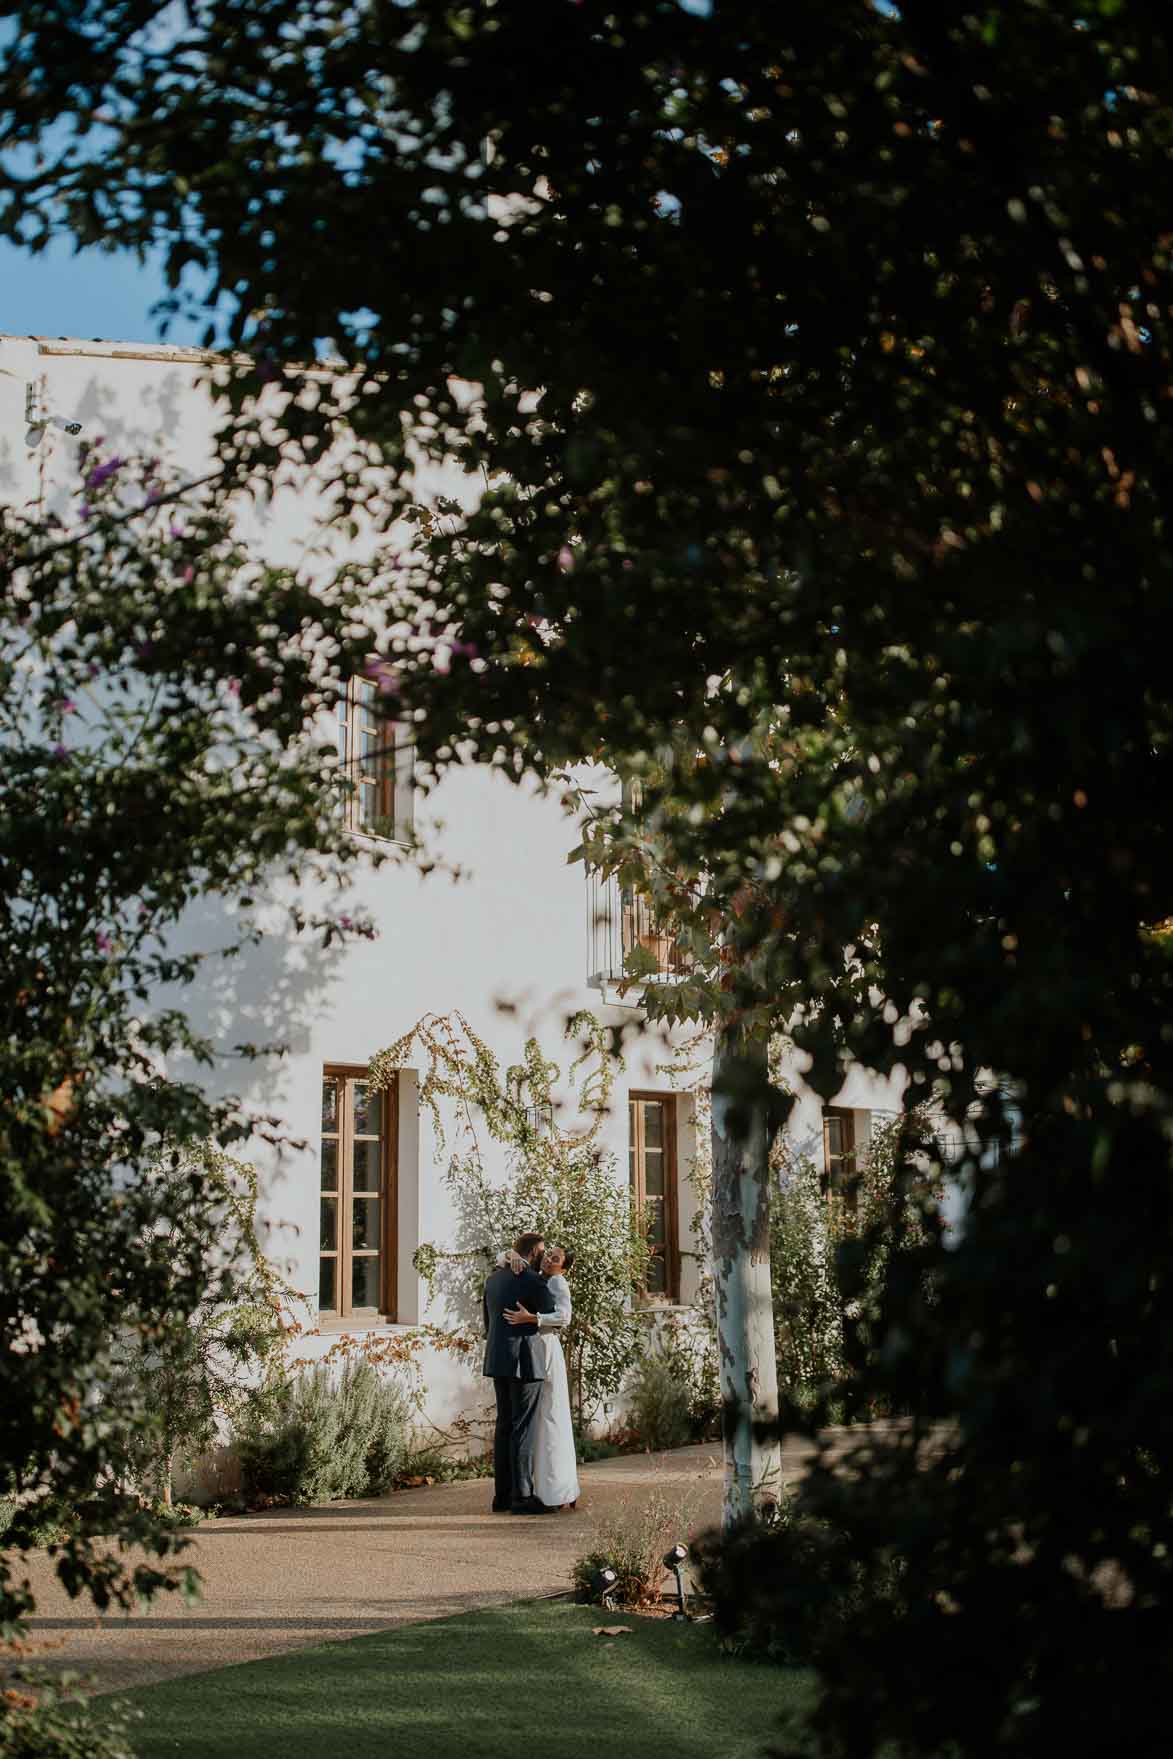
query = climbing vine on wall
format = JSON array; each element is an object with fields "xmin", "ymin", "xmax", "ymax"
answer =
[{"xmin": 370, "ymin": 1011, "xmax": 651, "ymax": 1426}]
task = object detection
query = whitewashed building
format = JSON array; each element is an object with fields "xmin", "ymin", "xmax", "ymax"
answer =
[{"xmin": 0, "ymin": 332, "xmax": 904, "ymax": 1437}]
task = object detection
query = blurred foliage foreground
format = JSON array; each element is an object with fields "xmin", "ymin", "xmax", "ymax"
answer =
[{"xmin": 3, "ymin": 0, "xmax": 1173, "ymax": 1752}]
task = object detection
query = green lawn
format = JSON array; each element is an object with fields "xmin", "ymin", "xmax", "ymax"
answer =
[{"xmin": 117, "ymin": 1599, "xmax": 815, "ymax": 1759}]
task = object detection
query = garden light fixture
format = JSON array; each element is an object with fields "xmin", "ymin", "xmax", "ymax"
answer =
[{"xmin": 662, "ymin": 1542, "xmax": 689, "ymax": 1621}]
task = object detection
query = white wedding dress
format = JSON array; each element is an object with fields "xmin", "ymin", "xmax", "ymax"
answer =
[
  {"xmin": 496, "ymin": 1255, "xmax": 580, "ymax": 1507},
  {"xmin": 531, "ymin": 1272, "xmax": 580, "ymax": 1508}
]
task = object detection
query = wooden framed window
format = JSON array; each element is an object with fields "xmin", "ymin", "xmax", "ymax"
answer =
[
  {"xmin": 319, "ymin": 1067, "xmax": 398, "ymax": 1322},
  {"xmin": 336, "ymin": 677, "xmax": 414, "ymax": 841},
  {"xmin": 822, "ymin": 1107, "xmax": 857, "ymax": 1201},
  {"xmin": 629, "ymin": 1093, "xmax": 679, "ymax": 1302}
]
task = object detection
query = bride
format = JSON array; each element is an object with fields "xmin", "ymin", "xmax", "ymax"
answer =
[{"xmin": 501, "ymin": 1244, "xmax": 581, "ymax": 1510}]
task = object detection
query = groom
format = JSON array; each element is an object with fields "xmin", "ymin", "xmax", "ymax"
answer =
[{"xmin": 483, "ymin": 1230, "xmax": 557, "ymax": 1514}]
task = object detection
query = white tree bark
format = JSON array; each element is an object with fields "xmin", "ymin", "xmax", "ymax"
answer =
[{"xmin": 711, "ymin": 1025, "xmax": 782, "ymax": 1526}]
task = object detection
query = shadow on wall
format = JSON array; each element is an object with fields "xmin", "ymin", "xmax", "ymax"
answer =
[
  {"xmin": 0, "ymin": 428, "xmax": 21, "ymax": 494},
  {"xmin": 38, "ymin": 366, "xmax": 197, "ymax": 514},
  {"xmin": 150, "ymin": 889, "xmax": 349, "ymax": 1120}
]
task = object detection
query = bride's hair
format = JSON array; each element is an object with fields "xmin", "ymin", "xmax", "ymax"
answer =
[{"xmin": 556, "ymin": 1245, "xmax": 575, "ymax": 1274}]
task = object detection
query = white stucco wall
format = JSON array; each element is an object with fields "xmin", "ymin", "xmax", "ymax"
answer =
[{"xmin": 2, "ymin": 333, "xmax": 906, "ymax": 1441}]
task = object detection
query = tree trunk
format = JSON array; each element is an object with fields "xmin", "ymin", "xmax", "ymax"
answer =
[{"xmin": 711, "ymin": 1025, "xmax": 782, "ymax": 1526}]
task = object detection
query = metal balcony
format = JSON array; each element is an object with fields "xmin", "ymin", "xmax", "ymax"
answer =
[{"xmin": 586, "ymin": 868, "xmax": 690, "ymax": 990}]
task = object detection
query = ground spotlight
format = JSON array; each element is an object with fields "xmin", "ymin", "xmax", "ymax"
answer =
[
  {"xmin": 591, "ymin": 1565, "xmax": 618, "ymax": 1610},
  {"xmin": 662, "ymin": 1541, "xmax": 689, "ymax": 1621}
]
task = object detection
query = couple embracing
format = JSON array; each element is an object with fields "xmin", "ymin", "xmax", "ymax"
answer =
[{"xmin": 482, "ymin": 1231, "xmax": 581, "ymax": 1514}]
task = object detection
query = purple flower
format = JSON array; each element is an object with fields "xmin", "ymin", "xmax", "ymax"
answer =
[
  {"xmin": 95, "ymin": 931, "xmax": 114, "ymax": 953},
  {"xmin": 83, "ymin": 456, "xmax": 125, "ymax": 493},
  {"xmin": 78, "ymin": 502, "xmax": 92, "ymax": 521},
  {"xmin": 450, "ymin": 640, "xmax": 479, "ymax": 662},
  {"xmin": 226, "ymin": 678, "xmax": 241, "ymax": 698},
  {"xmin": 557, "ymin": 544, "xmax": 575, "ymax": 571},
  {"xmin": 362, "ymin": 658, "xmax": 401, "ymax": 697},
  {"xmin": 338, "ymin": 914, "xmax": 354, "ymax": 931},
  {"xmin": 52, "ymin": 743, "xmax": 69, "ymax": 760},
  {"xmin": 169, "ymin": 522, "xmax": 184, "ymax": 540},
  {"xmin": 136, "ymin": 640, "xmax": 155, "ymax": 661}
]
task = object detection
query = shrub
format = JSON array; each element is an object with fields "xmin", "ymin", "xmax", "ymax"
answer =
[
  {"xmin": 624, "ymin": 1351, "xmax": 693, "ymax": 1452},
  {"xmin": 624, "ymin": 1313, "xmax": 722, "ymax": 1451},
  {"xmin": 574, "ymin": 1427, "xmax": 642, "ymax": 1463},
  {"xmin": 770, "ymin": 1154, "xmax": 845, "ymax": 1412},
  {"xmin": 691, "ymin": 1492, "xmax": 906, "ymax": 1666},
  {"xmin": 572, "ymin": 1483, "xmax": 701, "ymax": 1609},
  {"xmin": 395, "ymin": 1443, "xmax": 494, "ymax": 1486},
  {"xmin": 0, "ymin": 1669, "xmax": 140, "ymax": 1759},
  {"xmin": 235, "ymin": 1359, "xmax": 411, "ymax": 1504},
  {"xmin": 0, "ymin": 1495, "xmax": 205, "ymax": 1551},
  {"xmin": 104, "ymin": 1144, "xmax": 303, "ymax": 1508},
  {"xmin": 769, "ymin": 1111, "xmax": 947, "ymax": 1416}
]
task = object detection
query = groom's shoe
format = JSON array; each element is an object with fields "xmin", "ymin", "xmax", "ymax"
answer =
[
  {"xmin": 510, "ymin": 1496, "xmax": 556, "ymax": 1515},
  {"xmin": 490, "ymin": 1501, "xmax": 512, "ymax": 1513}
]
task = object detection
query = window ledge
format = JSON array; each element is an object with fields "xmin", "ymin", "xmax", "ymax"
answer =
[
  {"xmin": 588, "ymin": 977, "xmax": 688, "ymax": 1009},
  {"xmin": 348, "ymin": 829, "xmax": 414, "ymax": 852},
  {"xmin": 311, "ymin": 1317, "xmax": 412, "ymax": 1335}
]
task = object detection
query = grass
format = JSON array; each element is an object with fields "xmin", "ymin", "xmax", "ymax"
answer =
[{"xmin": 117, "ymin": 1598, "xmax": 816, "ymax": 1759}]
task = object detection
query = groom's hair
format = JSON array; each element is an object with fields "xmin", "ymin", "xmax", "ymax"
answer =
[{"xmin": 514, "ymin": 1231, "xmax": 545, "ymax": 1260}]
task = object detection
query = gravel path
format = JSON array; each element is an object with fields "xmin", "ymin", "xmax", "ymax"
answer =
[{"xmin": 7, "ymin": 1435, "xmax": 834, "ymax": 1696}]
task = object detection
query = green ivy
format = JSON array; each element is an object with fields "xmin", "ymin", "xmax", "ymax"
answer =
[{"xmin": 382, "ymin": 1011, "xmax": 650, "ymax": 1426}]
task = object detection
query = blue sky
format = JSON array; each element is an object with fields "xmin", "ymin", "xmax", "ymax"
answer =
[{"xmin": 0, "ymin": 234, "xmax": 209, "ymax": 346}]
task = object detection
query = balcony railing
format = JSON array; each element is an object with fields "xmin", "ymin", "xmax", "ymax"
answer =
[{"xmin": 587, "ymin": 869, "xmax": 691, "ymax": 989}]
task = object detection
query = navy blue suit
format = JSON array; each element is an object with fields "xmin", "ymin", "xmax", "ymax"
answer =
[{"xmin": 482, "ymin": 1263, "xmax": 555, "ymax": 1507}]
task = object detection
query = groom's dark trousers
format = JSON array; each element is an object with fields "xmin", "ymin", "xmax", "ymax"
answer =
[{"xmin": 482, "ymin": 1263, "xmax": 556, "ymax": 1507}]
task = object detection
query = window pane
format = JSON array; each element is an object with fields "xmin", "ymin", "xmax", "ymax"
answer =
[
  {"xmin": 643, "ymin": 1102, "xmax": 663, "ymax": 1150},
  {"xmin": 825, "ymin": 1116, "xmax": 843, "ymax": 1160},
  {"xmin": 353, "ymin": 1084, "xmax": 381, "ymax": 1136},
  {"xmin": 353, "ymin": 1138, "xmax": 381, "ymax": 1191},
  {"xmin": 321, "ymin": 1140, "xmax": 338, "ymax": 1192},
  {"xmin": 319, "ymin": 1256, "xmax": 337, "ymax": 1311},
  {"xmin": 353, "ymin": 1197, "xmax": 380, "ymax": 1251},
  {"xmin": 320, "ymin": 1197, "xmax": 337, "ymax": 1252},
  {"xmin": 643, "ymin": 1149, "xmax": 666, "ymax": 1198},
  {"xmin": 358, "ymin": 788, "xmax": 381, "ymax": 833},
  {"xmin": 352, "ymin": 1255, "xmax": 380, "ymax": 1309},
  {"xmin": 646, "ymin": 1250, "xmax": 666, "ymax": 1296},
  {"xmin": 646, "ymin": 1195, "xmax": 667, "ymax": 1252},
  {"xmin": 322, "ymin": 1079, "xmax": 338, "ymax": 1131}
]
